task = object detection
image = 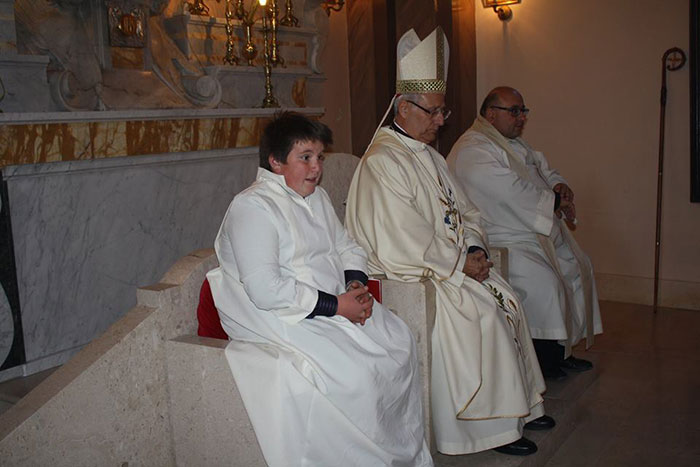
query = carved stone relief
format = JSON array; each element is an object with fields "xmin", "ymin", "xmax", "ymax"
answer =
[
  {"xmin": 15, "ymin": 0, "xmax": 103, "ymax": 110},
  {"xmin": 8, "ymin": 0, "xmax": 328, "ymax": 111}
]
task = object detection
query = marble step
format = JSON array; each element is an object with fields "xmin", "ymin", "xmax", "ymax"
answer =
[{"xmin": 432, "ymin": 352, "xmax": 602, "ymax": 467}]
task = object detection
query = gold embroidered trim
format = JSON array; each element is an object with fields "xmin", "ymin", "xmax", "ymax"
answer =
[
  {"xmin": 436, "ymin": 26, "xmax": 445, "ymax": 82},
  {"xmin": 396, "ymin": 79, "xmax": 446, "ymax": 93}
]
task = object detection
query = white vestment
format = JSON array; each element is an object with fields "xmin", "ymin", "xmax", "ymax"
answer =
[
  {"xmin": 207, "ymin": 168, "xmax": 433, "ymax": 467},
  {"xmin": 345, "ymin": 128, "xmax": 546, "ymax": 455},
  {"xmin": 447, "ymin": 124, "xmax": 603, "ymax": 346}
]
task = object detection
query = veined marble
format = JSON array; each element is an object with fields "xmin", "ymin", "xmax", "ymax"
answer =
[
  {"xmin": 2, "ymin": 148, "xmax": 258, "ymax": 368},
  {"xmin": 0, "ymin": 110, "xmax": 321, "ymax": 168}
]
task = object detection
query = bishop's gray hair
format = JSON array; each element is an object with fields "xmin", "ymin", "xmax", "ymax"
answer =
[{"xmin": 393, "ymin": 93, "xmax": 423, "ymax": 114}]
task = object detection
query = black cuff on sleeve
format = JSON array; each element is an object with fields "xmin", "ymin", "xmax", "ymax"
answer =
[
  {"xmin": 344, "ymin": 269, "xmax": 369, "ymax": 286},
  {"xmin": 306, "ymin": 291, "xmax": 338, "ymax": 319},
  {"xmin": 554, "ymin": 191, "xmax": 561, "ymax": 211},
  {"xmin": 467, "ymin": 246, "xmax": 488, "ymax": 259}
]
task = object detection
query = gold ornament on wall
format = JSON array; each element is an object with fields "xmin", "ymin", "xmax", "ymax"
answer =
[{"xmin": 107, "ymin": 4, "xmax": 146, "ymax": 48}]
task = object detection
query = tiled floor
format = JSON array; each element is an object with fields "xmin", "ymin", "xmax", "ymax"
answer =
[
  {"xmin": 432, "ymin": 301, "xmax": 700, "ymax": 466},
  {"xmin": 0, "ymin": 301, "xmax": 698, "ymax": 466},
  {"xmin": 543, "ymin": 302, "xmax": 700, "ymax": 467}
]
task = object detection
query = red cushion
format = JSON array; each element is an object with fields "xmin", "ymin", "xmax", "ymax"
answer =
[{"xmin": 197, "ymin": 278, "xmax": 229, "ymax": 340}]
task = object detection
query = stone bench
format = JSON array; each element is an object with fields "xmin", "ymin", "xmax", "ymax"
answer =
[{"xmin": 0, "ymin": 152, "xmax": 507, "ymax": 464}]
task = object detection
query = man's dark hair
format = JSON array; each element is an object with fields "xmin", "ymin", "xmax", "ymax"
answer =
[
  {"xmin": 259, "ymin": 112, "xmax": 333, "ymax": 169},
  {"xmin": 479, "ymin": 91, "xmax": 501, "ymax": 117}
]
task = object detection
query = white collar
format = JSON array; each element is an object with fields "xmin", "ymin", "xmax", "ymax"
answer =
[{"xmin": 257, "ymin": 167, "xmax": 313, "ymax": 201}]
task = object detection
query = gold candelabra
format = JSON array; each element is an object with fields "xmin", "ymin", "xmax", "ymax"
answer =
[
  {"xmin": 241, "ymin": 1, "xmax": 260, "ymax": 66},
  {"xmin": 223, "ymin": 0, "xmax": 240, "ymax": 65},
  {"xmin": 260, "ymin": 0, "xmax": 279, "ymax": 107},
  {"xmin": 279, "ymin": 0, "xmax": 299, "ymax": 27},
  {"xmin": 268, "ymin": 0, "xmax": 284, "ymax": 67},
  {"xmin": 234, "ymin": 0, "xmax": 246, "ymax": 20},
  {"xmin": 242, "ymin": 20, "xmax": 257, "ymax": 66}
]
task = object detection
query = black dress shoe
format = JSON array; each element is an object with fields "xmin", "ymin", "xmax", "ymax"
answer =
[
  {"xmin": 542, "ymin": 367, "xmax": 568, "ymax": 380},
  {"xmin": 561, "ymin": 356, "xmax": 593, "ymax": 372},
  {"xmin": 494, "ymin": 437, "xmax": 538, "ymax": 456},
  {"xmin": 524, "ymin": 415, "xmax": 556, "ymax": 431}
]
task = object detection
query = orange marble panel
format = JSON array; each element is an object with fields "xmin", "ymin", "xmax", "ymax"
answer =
[
  {"xmin": 0, "ymin": 117, "xmax": 270, "ymax": 168},
  {"xmin": 292, "ymin": 77, "xmax": 306, "ymax": 107}
]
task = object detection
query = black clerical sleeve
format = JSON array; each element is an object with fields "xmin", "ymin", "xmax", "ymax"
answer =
[
  {"xmin": 306, "ymin": 291, "xmax": 337, "ymax": 319},
  {"xmin": 344, "ymin": 269, "xmax": 368, "ymax": 287}
]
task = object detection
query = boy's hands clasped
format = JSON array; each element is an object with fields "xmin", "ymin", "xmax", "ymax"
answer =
[{"xmin": 337, "ymin": 281, "xmax": 374, "ymax": 325}]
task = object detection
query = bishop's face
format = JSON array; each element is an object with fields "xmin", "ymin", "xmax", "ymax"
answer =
[
  {"xmin": 398, "ymin": 93, "xmax": 447, "ymax": 144},
  {"xmin": 269, "ymin": 140, "xmax": 325, "ymax": 197}
]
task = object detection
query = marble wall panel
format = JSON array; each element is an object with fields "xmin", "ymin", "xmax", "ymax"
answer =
[
  {"xmin": 216, "ymin": 67, "xmax": 324, "ymax": 108},
  {"xmin": 0, "ymin": 116, "xmax": 267, "ymax": 167},
  {"xmin": 2, "ymin": 148, "xmax": 257, "ymax": 369}
]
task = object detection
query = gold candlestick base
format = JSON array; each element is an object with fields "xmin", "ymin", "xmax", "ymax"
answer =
[
  {"xmin": 224, "ymin": 0, "xmax": 240, "ymax": 65},
  {"xmin": 262, "ymin": 94, "xmax": 280, "ymax": 108},
  {"xmin": 242, "ymin": 22, "xmax": 257, "ymax": 66},
  {"xmin": 280, "ymin": 0, "xmax": 299, "ymax": 27}
]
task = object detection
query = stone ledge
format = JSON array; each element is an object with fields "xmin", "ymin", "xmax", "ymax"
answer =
[{"xmin": 0, "ymin": 106, "xmax": 325, "ymax": 125}]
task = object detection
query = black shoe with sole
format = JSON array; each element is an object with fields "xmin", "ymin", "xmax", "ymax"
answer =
[
  {"xmin": 561, "ymin": 356, "xmax": 593, "ymax": 372},
  {"xmin": 494, "ymin": 437, "xmax": 538, "ymax": 456},
  {"xmin": 524, "ymin": 415, "xmax": 556, "ymax": 431}
]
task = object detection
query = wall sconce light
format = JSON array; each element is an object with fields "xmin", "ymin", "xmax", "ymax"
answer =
[
  {"xmin": 322, "ymin": 1, "xmax": 345, "ymax": 16},
  {"xmin": 482, "ymin": 0, "xmax": 521, "ymax": 21}
]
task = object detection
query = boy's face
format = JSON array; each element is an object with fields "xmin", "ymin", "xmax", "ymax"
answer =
[{"xmin": 269, "ymin": 139, "xmax": 326, "ymax": 197}]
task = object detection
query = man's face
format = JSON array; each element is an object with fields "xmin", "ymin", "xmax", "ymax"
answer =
[
  {"xmin": 269, "ymin": 140, "xmax": 325, "ymax": 197},
  {"xmin": 399, "ymin": 93, "xmax": 447, "ymax": 144},
  {"xmin": 487, "ymin": 91, "xmax": 527, "ymax": 139}
]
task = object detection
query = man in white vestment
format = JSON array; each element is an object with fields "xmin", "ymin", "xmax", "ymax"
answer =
[
  {"xmin": 207, "ymin": 113, "xmax": 433, "ymax": 467},
  {"xmin": 447, "ymin": 86, "xmax": 603, "ymax": 380},
  {"xmin": 345, "ymin": 28, "xmax": 552, "ymax": 457}
]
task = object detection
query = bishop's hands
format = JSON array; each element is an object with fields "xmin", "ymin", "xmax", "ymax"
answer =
[
  {"xmin": 337, "ymin": 281, "xmax": 374, "ymax": 325},
  {"xmin": 554, "ymin": 183, "xmax": 576, "ymax": 221},
  {"xmin": 463, "ymin": 249, "xmax": 493, "ymax": 283}
]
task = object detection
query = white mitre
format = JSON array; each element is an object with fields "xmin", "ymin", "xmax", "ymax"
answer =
[{"xmin": 396, "ymin": 26, "xmax": 450, "ymax": 94}]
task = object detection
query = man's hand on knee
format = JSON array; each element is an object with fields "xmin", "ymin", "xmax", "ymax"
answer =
[{"xmin": 463, "ymin": 249, "xmax": 494, "ymax": 283}]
